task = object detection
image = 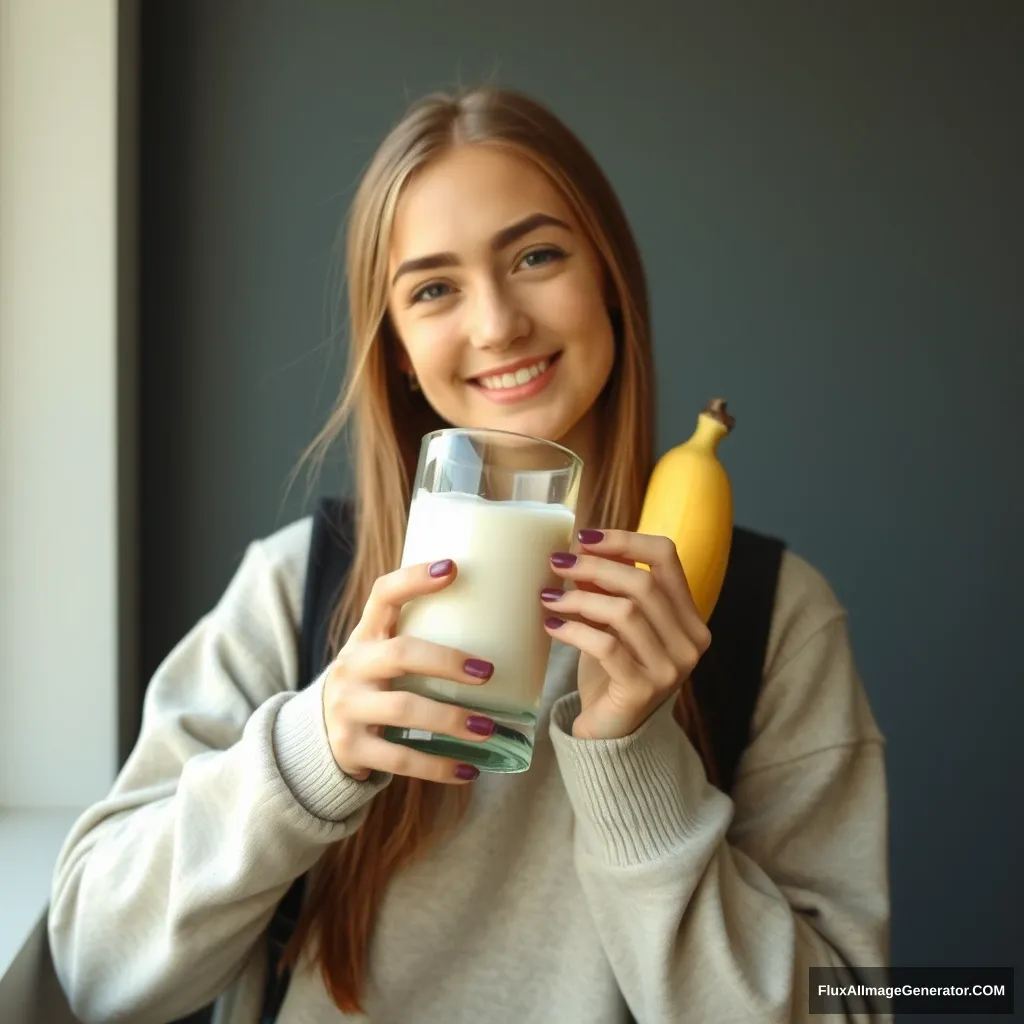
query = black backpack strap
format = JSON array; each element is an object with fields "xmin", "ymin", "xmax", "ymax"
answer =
[
  {"xmin": 260, "ymin": 496, "xmax": 356, "ymax": 1024},
  {"xmin": 690, "ymin": 525, "xmax": 786, "ymax": 794},
  {"xmin": 296, "ymin": 497, "xmax": 356, "ymax": 693}
]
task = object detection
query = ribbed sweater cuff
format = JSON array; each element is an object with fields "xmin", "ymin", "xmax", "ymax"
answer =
[
  {"xmin": 272, "ymin": 672, "xmax": 391, "ymax": 822},
  {"xmin": 549, "ymin": 691, "xmax": 716, "ymax": 867}
]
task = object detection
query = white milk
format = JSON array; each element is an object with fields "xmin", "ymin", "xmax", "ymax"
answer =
[{"xmin": 396, "ymin": 489, "xmax": 576, "ymax": 717}]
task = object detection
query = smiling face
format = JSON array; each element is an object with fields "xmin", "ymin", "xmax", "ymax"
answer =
[{"xmin": 386, "ymin": 144, "xmax": 617, "ymax": 452}]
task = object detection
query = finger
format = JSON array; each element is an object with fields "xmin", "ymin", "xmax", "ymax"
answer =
[
  {"xmin": 548, "ymin": 551, "xmax": 684, "ymax": 649},
  {"xmin": 575, "ymin": 529, "xmax": 693, "ymax": 611},
  {"xmin": 352, "ymin": 559, "xmax": 459, "ymax": 640},
  {"xmin": 543, "ymin": 615, "xmax": 650, "ymax": 695},
  {"xmin": 357, "ymin": 734, "xmax": 481, "ymax": 785},
  {"xmin": 344, "ymin": 635, "xmax": 494, "ymax": 686},
  {"xmin": 347, "ymin": 688, "xmax": 497, "ymax": 744},
  {"xmin": 540, "ymin": 587, "xmax": 679, "ymax": 686}
]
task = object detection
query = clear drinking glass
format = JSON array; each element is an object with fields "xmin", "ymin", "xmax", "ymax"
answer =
[{"xmin": 385, "ymin": 427, "xmax": 584, "ymax": 773}]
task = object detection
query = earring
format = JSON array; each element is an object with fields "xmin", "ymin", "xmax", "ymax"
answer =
[{"xmin": 407, "ymin": 370, "xmax": 420, "ymax": 392}]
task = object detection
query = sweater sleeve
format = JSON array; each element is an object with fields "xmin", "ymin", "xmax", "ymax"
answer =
[
  {"xmin": 548, "ymin": 551, "xmax": 891, "ymax": 1024},
  {"xmin": 48, "ymin": 521, "xmax": 390, "ymax": 1024}
]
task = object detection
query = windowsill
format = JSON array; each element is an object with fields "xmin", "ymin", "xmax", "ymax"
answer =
[{"xmin": 0, "ymin": 807, "xmax": 83, "ymax": 982}]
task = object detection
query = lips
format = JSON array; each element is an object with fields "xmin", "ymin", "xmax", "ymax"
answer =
[
  {"xmin": 467, "ymin": 352, "xmax": 562, "ymax": 404},
  {"xmin": 468, "ymin": 352, "xmax": 561, "ymax": 391}
]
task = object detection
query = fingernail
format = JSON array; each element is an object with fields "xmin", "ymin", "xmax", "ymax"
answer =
[
  {"xmin": 463, "ymin": 658, "xmax": 494, "ymax": 680},
  {"xmin": 577, "ymin": 529, "xmax": 604, "ymax": 545},
  {"xmin": 455, "ymin": 763, "xmax": 479, "ymax": 780},
  {"xmin": 550, "ymin": 552, "xmax": 577, "ymax": 568},
  {"xmin": 466, "ymin": 715, "xmax": 495, "ymax": 736},
  {"xmin": 540, "ymin": 588, "xmax": 564, "ymax": 602},
  {"xmin": 429, "ymin": 559, "xmax": 453, "ymax": 577},
  {"xmin": 545, "ymin": 616, "xmax": 566, "ymax": 629}
]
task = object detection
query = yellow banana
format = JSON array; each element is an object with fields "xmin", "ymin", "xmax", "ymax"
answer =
[{"xmin": 636, "ymin": 398, "xmax": 735, "ymax": 622}]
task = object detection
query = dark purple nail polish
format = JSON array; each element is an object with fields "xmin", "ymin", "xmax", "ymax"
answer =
[
  {"xmin": 578, "ymin": 529, "xmax": 605, "ymax": 545},
  {"xmin": 463, "ymin": 658, "xmax": 494, "ymax": 680},
  {"xmin": 429, "ymin": 559, "xmax": 453, "ymax": 577},
  {"xmin": 540, "ymin": 588, "xmax": 564, "ymax": 602},
  {"xmin": 466, "ymin": 715, "xmax": 495, "ymax": 736},
  {"xmin": 550, "ymin": 552, "xmax": 577, "ymax": 568},
  {"xmin": 545, "ymin": 616, "xmax": 566, "ymax": 629},
  {"xmin": 455, "ymin": 763, "xmax": 480, "ymax": 780}
]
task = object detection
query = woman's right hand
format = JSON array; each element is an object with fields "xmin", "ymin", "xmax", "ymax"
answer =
[{"xmin": 322, "ymin": 558, "xmax": 495, "ymax": 784}]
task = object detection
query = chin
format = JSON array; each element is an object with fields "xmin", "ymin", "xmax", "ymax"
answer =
[
  {"xmin": 437, "ymin": 385, "xmax": 597, "ymax": 447},
  {"xmin": 478, "ymin": 407, "xmax": 574, "ymax": 443}
]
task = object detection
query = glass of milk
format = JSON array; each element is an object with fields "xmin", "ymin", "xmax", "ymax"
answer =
[{"xmin": 386, "ymin": 427, "xmax": 583, "ymax": 773}]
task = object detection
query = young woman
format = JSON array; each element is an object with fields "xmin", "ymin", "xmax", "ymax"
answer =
[{"xmin": 49, "ymin": 87, "xmax": 890, "ymax": 1023}]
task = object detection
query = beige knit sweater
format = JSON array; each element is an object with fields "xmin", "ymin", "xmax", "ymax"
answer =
[{"xmin": 48, "ymin": 516, "xmax": 890, "ymax": 1023}]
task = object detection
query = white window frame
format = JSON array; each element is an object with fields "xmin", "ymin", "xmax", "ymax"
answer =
[{"xmin": 0, "ymin": 0, "xmax": 135, "ymax": 993}]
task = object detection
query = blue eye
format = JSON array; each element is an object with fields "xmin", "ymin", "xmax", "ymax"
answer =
[
  {"xmin": 411, "ymin": 282, "xmax": 452, "ymax": 304},
  {"xmin": 519, "ymin": 247, "xmax": 565, "ymax": 269}
]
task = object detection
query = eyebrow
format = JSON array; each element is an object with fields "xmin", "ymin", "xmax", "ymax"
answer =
[{"xmin": 390, "ymin": 212, "xmax": 572, "ymax": 287}]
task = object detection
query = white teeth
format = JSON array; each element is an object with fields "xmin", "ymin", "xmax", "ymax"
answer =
[{"xmin": 478, "ymin": 358, "xmax": 550, "ymax": 391}]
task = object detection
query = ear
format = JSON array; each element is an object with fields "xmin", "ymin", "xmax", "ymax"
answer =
[
  {"xmin": 385, "ymin": 316, "xmax": 413, "ymax": 374},
  {"xmin": 607, "ymin": 304, "xmax": 624, "ymax": 349},
  {"xmin": 602, "ymin": 264, "xmax": 619, "ymax": 307},
  {"xmin": 395, "ymin": 346, "xmax": 423, "ymax": 394}
]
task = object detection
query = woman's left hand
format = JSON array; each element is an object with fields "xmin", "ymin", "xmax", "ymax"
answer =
[{"xmin": 542, "ymin": 529, "xmax": 712, "ymax": 740}]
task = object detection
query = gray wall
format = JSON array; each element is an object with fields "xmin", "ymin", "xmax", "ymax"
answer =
[{"xmin": 138, "ymin": 0, "xmax": 1023, "ymax": 997}]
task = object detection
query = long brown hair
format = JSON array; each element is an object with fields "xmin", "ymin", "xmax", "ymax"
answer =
[{"xmin": 283, "ymin": 85, "xmax": 715, "ymax": 1012}]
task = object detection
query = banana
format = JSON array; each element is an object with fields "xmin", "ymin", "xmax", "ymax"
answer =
[{"xmin": 636, "ymin": 398, "xmax": 735, "ymax": 622}]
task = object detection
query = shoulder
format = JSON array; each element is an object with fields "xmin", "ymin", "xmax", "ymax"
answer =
[
  {"xmin": 212, "ymin": 516, "xmax": 315, "ymax": 642},
  {"xmin": 251, "ymin": 516, "xmax": 315, "ymax": 584},
  {"xmin": 766, "ymin": 547, "xmax": 849, "ymax": 670},
  {"xmin": 220, "ymin": 496, "xmax": 356, "ymax": 632},
  {"xmin": 739, "ymin": 545, "xmax": 885, "ymax": 776}
]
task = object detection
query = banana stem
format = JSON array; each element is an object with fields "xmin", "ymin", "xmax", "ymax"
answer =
[
  {"xmin": 702, "ymin": 398, "xmax": 735, "ymax": 431},
  {"xmin": 694, "ymin": 398, "xmax": 734, "ymax": 452}
]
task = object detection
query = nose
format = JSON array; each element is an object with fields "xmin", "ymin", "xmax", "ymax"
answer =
[{"xmin": 467, "ymin": 281, "xmax": 529, "ymax": 351}]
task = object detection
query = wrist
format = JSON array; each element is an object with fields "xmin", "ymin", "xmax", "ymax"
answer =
[
  {"xmin": 570, "ymin": 701, "xmax": 666, "ymax": 741},
  {"xmin": 274, "ymin": 673, "xmax": 388, "ymax": 821}
]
